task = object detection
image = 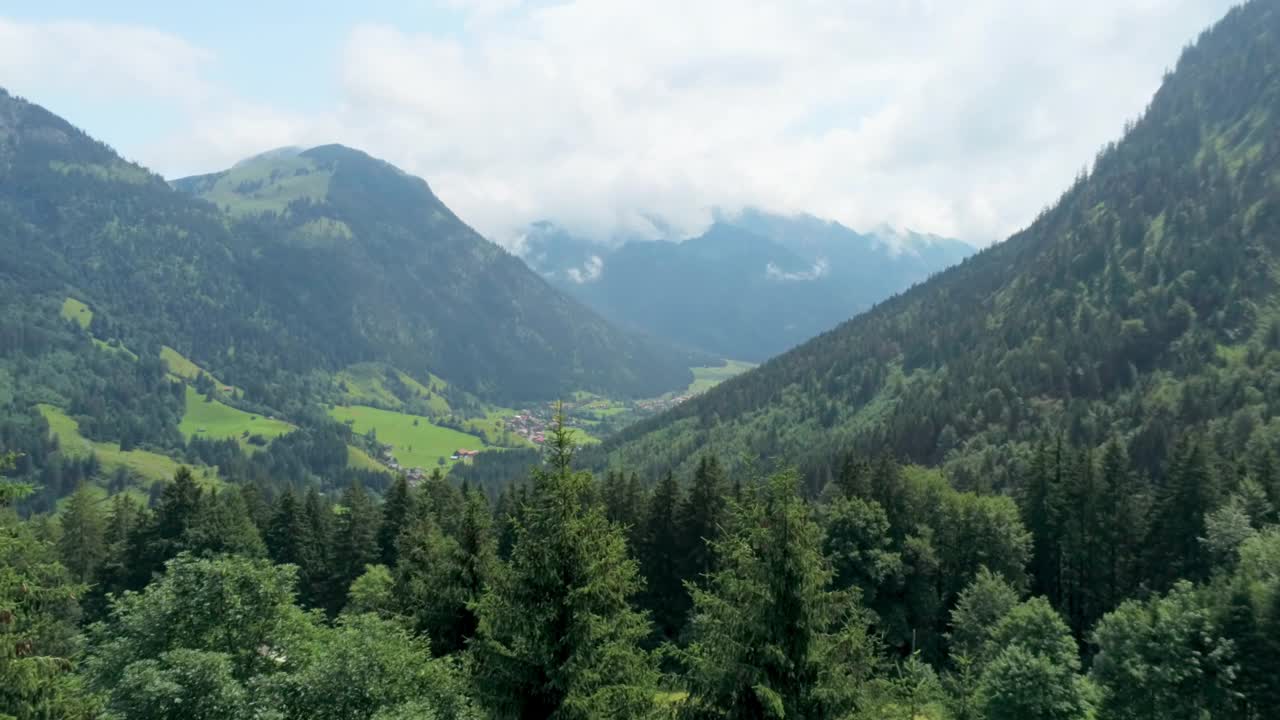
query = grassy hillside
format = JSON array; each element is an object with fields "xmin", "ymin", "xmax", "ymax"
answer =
[
  {"xmin": 335, "ymin": 362, "xmax": 452, "ymax": 415},
  {"xmin": 179, "ymin": 386, "xmax": 294, "ymax": 444},
  {"xmin": 60, "ymin": 296, "xmax": 92, "ymax": 328},
  {"xmin": 329, "ymin": 404, "xmax": 489, "ymax": 469},
  {"xmin": 39, "ymin": 403, "xmax": 214, "ymax": 485},
  {"xmin": 686, "ymin": 360, "xmax": 755, "ymax": 394}
]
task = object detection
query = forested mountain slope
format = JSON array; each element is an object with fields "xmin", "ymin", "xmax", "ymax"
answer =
[
  {"xmin": 175, "ymin": 146, "xmax": 693, "ymax": 402},
  {"xmin": 0, "ymin": 92, "xmax": 690, "ymax": 412},
  {"xmin": 523, "ymin": 211, "xmax": 971, "ymax": 361},
  {"xmin": 598, "ymin": 0, "xmax": 1280, "ymax": 487}
]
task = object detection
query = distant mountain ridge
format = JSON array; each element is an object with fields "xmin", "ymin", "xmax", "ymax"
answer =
[{"xmin": 520, "ymin": 210, "xmax": 971, "ymax": 361}]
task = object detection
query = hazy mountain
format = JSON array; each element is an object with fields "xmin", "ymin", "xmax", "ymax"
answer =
[{"xmin": 520, "ymin": 211, "xmax": 971, "ymax": 361}]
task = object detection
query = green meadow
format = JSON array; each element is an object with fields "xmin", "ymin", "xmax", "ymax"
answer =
[
  {"xmin": 329, "ymin": 404, "xmax": 488, "ymax": 469},
  {"xmin": 38, "ymin": 403, "xmax": 217, "ymax": 487},
  {"xmin": 687, "ymin": 359, "xmax": 756, "ymax": 394},
  {"xmin": 179, "ymin": 386, "xmax": 294, "ymax": 444},
  {"xmin": 61, "ymin": 296, "xmax": 92, "ymax": 328}
]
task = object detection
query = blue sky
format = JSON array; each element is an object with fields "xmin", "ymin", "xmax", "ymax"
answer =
[
  {"xmin": 2, "ymin": 0, "xmax": 470, "ymax": 160},
  {"xmin": 0, "ymin": 0, "xmax": 1239, "ymax": 246}
]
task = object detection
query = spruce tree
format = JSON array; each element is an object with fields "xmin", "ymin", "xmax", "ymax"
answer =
[
  {"xmin": 1, "ymin": 452, "xmax": 96, "ymax": 719},
  {"xmin": 332, "ymin": 482, "xmax": 382, "ymax": 613},
  {"xmin": 638, "ymin": 470, "xmax": 687, "ymax": 643},
  {"xmin": 57, "ymin": 482, "xmax": 106, "ymax": 583},
  {"xmin": 185, "ymin": 489, "xmax": 266, "ymax": 558},
  {"xmin": 1148, "ymin": 437, "xmax": 1217, "ymax": 586},
  {"xmin": 378, "ymin": 474, "xmax": 414, "ymax": 567},
  {"xmin": 469, "ymin": 409, "xmax": 658, "ymax": 718},
  {"xmin": 680, "ymin": 454, "xmax": 728, "ymax": 581},
  {"xmin": 679, "ymin": 471, "xmax": 879, "ymax": 719}
]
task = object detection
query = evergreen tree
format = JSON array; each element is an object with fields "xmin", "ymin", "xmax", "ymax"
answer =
[
  {"xmin": 302, "ymin": 488, "xmax": 336, "ymax": 608},
  {"xmin": 185, "ymin": 489, "xmax": 267, "ymax": 558},
  {"xmin": 394, "ymin": 493, "xmax": 495, "ymax": 656},
  {"xmin": 1022, "ymin": 438, "xmax": 1065, "ymax": 605},
  {"xmin": 638, "ymin": 470, "xmax": 687, "ymax": 643},
  {"xmin": 680, "ymin": 454, "xmax": 728, "ymax": 582},
  {"xmin": 332, "ymin": 482, "xmax": 382, "ymax": 613},
  {"xmin": 469, "ymin": 410, "xmax": 658, "ymax": 718},
  {"xmin": 57, "ymin": 482, "xmax": 106, "ymax": 583},
  {"xmin": 1, "ymin": 452, "xmax": 97, "ymax": 719},
  {"xmin": 679, "ymin": 472, "xmax": 879, "ymax": 719},
  {"xmin": 1147, "ymin": 437, "xmax": 1217, "ymax": 587},
  {"xmin": 123, "ymin": 465, "xmax": 204, "ymax": 589},
  {"xmin": 378, "ymin": 474, "xmax": 414, "ymax": 567},
  {"xmin": 1097, "ymin": 439, "xmax": 1147, "ymax": 610},
  {"xmin": 947, "ymin": 567, "xmax": 1020, "ymax": 666}
]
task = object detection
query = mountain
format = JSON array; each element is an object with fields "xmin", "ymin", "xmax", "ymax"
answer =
[
  {"xmin": 521, "ymin": 211, "xmax": 971, "ymax": 361},
  {"xmin": 0, "ymin": 89, "xmax": 692, "ymax": 413},
  {"xmin": 597, "ymin": 0, "xmax": 1280, "ymax": 487},
  {"xmin": 172, "ymin": 145, "xmax": 694, "ymax": 402}
]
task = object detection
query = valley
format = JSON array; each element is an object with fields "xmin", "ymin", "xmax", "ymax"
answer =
[{"xmin": 3, "ymin": 2, "xmax": 1280, "ymax": 717}]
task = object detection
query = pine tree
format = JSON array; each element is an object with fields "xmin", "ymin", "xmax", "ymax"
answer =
[
  {"xmin": 1, "ymin": 452, "xmax": 96, "ymax": 718},
  {"xmin": 378, "ymin": 474, "xmax": 414, "ymax": 567},
  {"xmin": 1022, "ymin": 438, "xmax": 1065, "ymax": 604},
  {"xmin": 57, "ymin": 483, "xmax": 106, "ymax": 583},
  {"xmin": 123, "ymin": 465, "xmax": 204, "ymax": 590},
  {"xmin": 680, "ymin": 454, "xmax": 728, "ymax": 581},
  {"xmin": 1148, "ymin": 437, "xmax": 1217, "ymax": 587},
  {"xmin": 638, "ymin": 470, "xmax": 687, "ymax": 643},
  {"xmin": 469, "ymin": 409, "xmax": 658, "ymax": 718},
  {"xmin": 679, "ymin": 472, "xmax": 879, "ymax": 719},
  {"xmin": 185, "ymin": 489, "xmax": 266, "ymax": 558},
  {"xmin": 1097, "ymin": 439, "xmax": 1147, "ymax": 610},
  {"xmin": 332, "ymin": 482, "xmax": 382, "ymax": 613}
]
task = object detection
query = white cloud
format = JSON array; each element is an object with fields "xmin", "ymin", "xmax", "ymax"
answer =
[
  {"xmin": 565, "ymin": 255, "xmax": 604, "ymax": 284},
  {"xmin": 767, "ymin": 258, "xmax": 829, "ymax": 282},
  {"xmin": 0, "ymin": 1, "xmax": 1240, "ymax": 247},
  {"xmin": 0, "ymin": 19, "xmax": 214, "ymax": 104}
]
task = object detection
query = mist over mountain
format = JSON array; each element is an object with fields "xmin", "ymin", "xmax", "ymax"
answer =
[{"xmin": 520, "ymin": 210, "xmax": 971, "ymax": 361}]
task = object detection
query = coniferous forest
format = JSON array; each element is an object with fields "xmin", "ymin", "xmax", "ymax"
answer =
[{"xmin": 5, "ymin": 1, "xmax": 1280, "ymax": 719}]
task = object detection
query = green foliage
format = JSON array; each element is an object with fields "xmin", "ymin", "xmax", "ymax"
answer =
[
  {"xmin": 1090, "ymin": 582, "xmax": 1236, "ymax": 720},
  {"xmin": 0, "ymin": 455, "xmax": 95, "ymax": 719},
  {"xmin": 469, "ymin": 413, "xmax": 659, "ymax": 719},
  {"xmin": 976, "ymin": 647, "xmax": 1090, "ymax": 720},
  {"xmin": 947, "ymin": 567, "xmax": 1021, "ymax": 665},
  {"xmin": 345, "ymin": 564, "xmax": 397, "ymax": 618},
  {"xmin": 678, "ymin": 472, "xmax": 880, "ymax": 720},
  {"xmin": 111, "ymin": 649, "xmax": 248, "ymax": 720},
  {"xmin": 259, "ymin": 613, "xmax": 478, "ymax": 720}
]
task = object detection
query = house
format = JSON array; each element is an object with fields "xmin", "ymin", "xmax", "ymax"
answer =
[{"xmin": 455, "ymin": 448, "xmax": 480, "ymax": 458}]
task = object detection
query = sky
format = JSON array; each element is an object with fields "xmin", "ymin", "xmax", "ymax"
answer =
[{"xmin": 0, "ymin": 0, "xmax": 1239, "ymax": 247}]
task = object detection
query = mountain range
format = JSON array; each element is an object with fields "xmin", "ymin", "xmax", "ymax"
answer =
[
  {"xmin": 0, "ymin": 96, "xmax": 694, "ymax": 412},
  {"xmin": 520, "ymin": 211, "xmax": 971, "ymax": 361}
]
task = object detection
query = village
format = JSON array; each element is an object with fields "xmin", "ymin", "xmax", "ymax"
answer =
[{"xmin": 503, "ymin": 392, "xmax": 696, "ymax": 444}]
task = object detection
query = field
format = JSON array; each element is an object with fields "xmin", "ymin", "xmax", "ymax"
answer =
[
  {"xmin": 346, "ymin": 444, "xmax": 388, "ymax": 473},
  {"xmin": 160, "ymin": 345, "xmax": 205, "ymax": 381},
  {"xmin": 179, "ymin": 386, "xmax": 294, "ymax": 444},
  {"xmin": 687, "ymin": 359, "xmax": 756, "ymax": 394},
  {"xmin": 61, "ymin": 297, "xmax": 92, "ymax": 328},
  {"xmin": 196, "ymin": 153, "xmax": 332, "ymax": 216},
  {"xmin": 336, "ymin": 362, "xmax": 452, "ymax": 415},
  {"xmin": 328, "ymin": 404, "xmax": 489, "ymax": 469},
  {"xmin": 38, "ymin": 403, "xmax": 217, "ymax": 487}
]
